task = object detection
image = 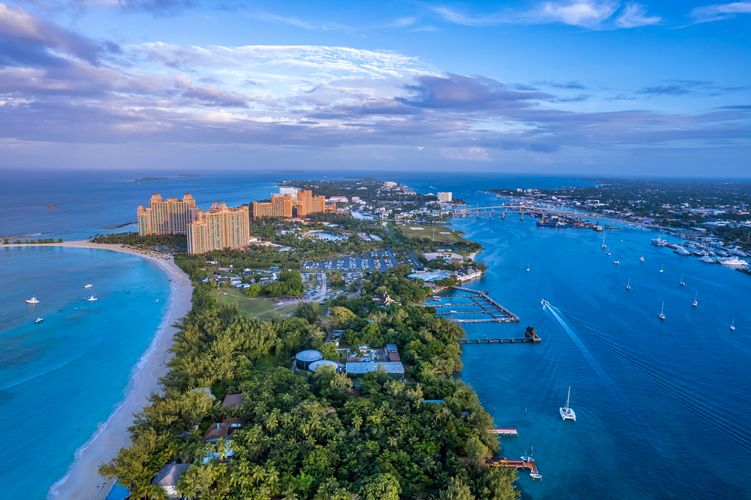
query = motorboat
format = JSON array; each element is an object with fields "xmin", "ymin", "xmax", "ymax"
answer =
[
  {"xmin": 35, "ymin": 317, "xmax": 44, "ymax": 324},
  {"xmin": 731, "ymin": 318, "xmax": 736, "ymax": 332},
  {"xmin": 625, "ymin": 279, "xmax": 632, "ymax": 291},
  {"xmin": 559, "ymin": 386, "xmax": 576, "ymax": 422},
  {"xmin": 84, "ymin": 283, "xmax": 93, "ymax": 289},
  {"xmin": 640, "ymin": 256, "xmax": 645, "ymax": 263},
  {"xmin": 85, "ymin": 295, "xmax": 98, "ymax": 302},
  {"xmin": 659, "ymin": 302, "xmax": 666, "ymax": 321},
  {"xmin": 679, "ymin": 275, "xmax": 686, "ymax": 287},
  {"xmin": 613, "ymin": 259, "xmax": 620, "ymax": 265},
  {"xmin": 692, "ymin": 292, "xmax": 699, "ymax": 308}
]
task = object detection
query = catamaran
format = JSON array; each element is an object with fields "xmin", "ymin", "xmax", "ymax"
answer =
[
  {"xmin": 25, "ymin": 296, "xmax": 39, "ymax": 304},
  {"xmin": 560, "ymin": 386, "xmax": 576, "ymax": 422},
  {"xmin": 730, "ymin": 318, "xmax": 736, "ymax": 332},
  {"xmin": 692, "ymin": 292, "xmax": 699, "ymax": 308},
  {"xmin": 659, "ymin": 302, "xmax": 666, "ymax": 321}
]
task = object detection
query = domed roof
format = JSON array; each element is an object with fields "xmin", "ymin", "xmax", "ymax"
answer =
[
  {"xmin": 295, "ymin": 349, "xmax": 323, "ymax": 362},
  {"xmin": 308, "ymin": 359, "xmax": 339, "ymax": 372}
]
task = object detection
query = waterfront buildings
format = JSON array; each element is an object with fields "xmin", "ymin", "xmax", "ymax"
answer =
[
  {"xmin": 251, "ymin": 189, "xmax": 332, "ymax": 219},
  {"xmin": 438, "ymin": 192, "xmax": 453, "ymax": 203},
  {"xmin": 187, "ymin": 202, "xmax": 250, "ymax": 254},
  {"xmin": 137, "ymin": 194, "xmax": 197, "ymax": 236}
]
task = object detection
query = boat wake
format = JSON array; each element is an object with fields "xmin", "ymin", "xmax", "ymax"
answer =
[{"xmin": 541, "ymin": 299, "xmax": 651, "ymax": 434}]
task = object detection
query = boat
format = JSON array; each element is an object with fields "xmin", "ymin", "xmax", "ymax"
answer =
[
  {"xmin": 85, "ymin": 295, "xmax": 98, "ymax": 302},
  {"xmin": 607, "ymin": 251, "xmax": 612, "ymax": 256},
  {"xmin": 652, "ymin": 238, "xmax": 668, "ymax": 247},
  {"xmin": 84, "ymin": 283, "xmax": 93, "ymax": 289},
  {"xmin": 640, "ymin": 256, "xmax": 645, "ymax": 263},
  {"xmin": 659, "ymin": 265, "xmax": 664, "ymax": 273},
  {"xmin": 720, "ymin": 257, "xmax": 749, "ymax": 269},
  {"xmin": 680, "ymin": 275, "xmax": 686, "ymax": 287},
  {"xmin": 559, "ymin": 386, "xmax": 576, "ymax": 422},
  {"xmin": 530, "ymin": 472, "xmax": 543, "ymax": 480},
  {"xmin": 700, "ymin": 256, "xmax": 717, "ymax": 264},
  {"xmin": 601, "ymin": 235, "xmax": 607, "ymax": 249},
  {"xmin": 625, "ymin": 279, "xmax": 631, "ymax": 291},
  {"xmin": 659, "ymin": 302, "xmax": 666, "ymax": 321},
  {"xmin": 674, "ymin": 246, "xmax": 691, "ymax": 256},
  {"xmin": 613, "ymin": 259, "xmax": 620, "ymax": 265},
  {"xmin": 35, "ymin": 317, "xmax": 44, "ymax": 324},
  {"xmin": 692, "ymin": 292, "xmax": 699, "ymax": 308},
  {"xmin": 525, "ymin": 266, "xmax": 531, "ymax": 272},
  {"xmin": 730, "ymin": 318, "xmax": 736, "ymax": 332},
  {"xmin": 25, "ymin": 296, "xmax": 39, "ymax": 304}
]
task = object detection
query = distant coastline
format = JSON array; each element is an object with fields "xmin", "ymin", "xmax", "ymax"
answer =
[{"xmin": 7, "ymin": 241, "xmax": 193, "ymax": 500}]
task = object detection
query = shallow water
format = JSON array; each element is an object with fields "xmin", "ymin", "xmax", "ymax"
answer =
[{"xmin": 0, "ymin": 246, "xmax": 169, "ymax": 499}]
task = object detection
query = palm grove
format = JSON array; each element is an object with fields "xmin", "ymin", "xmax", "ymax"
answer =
[{"xmin": 101, "ymin": 257, "xmax": 518, "ymax": 499}]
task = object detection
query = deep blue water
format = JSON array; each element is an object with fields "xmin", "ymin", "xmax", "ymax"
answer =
[
  {"xmin": 0, "ymin": 170, "xmax": 749, "ymax": 498},
  {"xmin": 0, "ymin": 246, "xmax": 169, "ymax": 499}
]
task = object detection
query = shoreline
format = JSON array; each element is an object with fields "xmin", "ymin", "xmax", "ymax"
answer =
[{"xmin": 7, "ymin": 241, "xmax": 193, "ymax": 499}]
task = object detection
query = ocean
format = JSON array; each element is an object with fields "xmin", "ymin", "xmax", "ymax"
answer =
[{"xmin": 1, "ymin": 169, "xmax": 749, "ymax": 498}]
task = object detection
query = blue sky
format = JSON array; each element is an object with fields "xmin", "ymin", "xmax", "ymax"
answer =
[{"xmin": 0, "ymin": 1, "xmax": 749, "ymax": 175}]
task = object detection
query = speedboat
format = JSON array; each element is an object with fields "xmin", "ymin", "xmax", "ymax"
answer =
[
  {"xmin": 26, "ymin": 296, "xmax": 40, "ymax": 304},
  {"xmin": 560, "ymin": 386, "xmax": 576, "ymax": 422},
  {"xmin": 84, "ymin": 283, "xmax": 93, "ymax": 289},
  {"xmin": 35, "ymin": 317, "xmax": 44, "ymax": 324},
  {"xmin": 730, "ymin": 319, "xmax": 736, "ymax": 332},
  {"xmin": 659, "ymin": 302, "xmax": 666, "ymax": 321},
  {"xmin": 85, "ymin": 295, "xmax": 98, "ymax": 302},
  {"xmin": 692, "ymin": 292, "xmax": 699, "ymax": 308},
  {"xmin": 530, "ymin": 472, "xmax": 543, "ymax": 480}
]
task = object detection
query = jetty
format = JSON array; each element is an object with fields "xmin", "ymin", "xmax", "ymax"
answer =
[
  {"xmin": 428, "ymin": 287, "xmax": 519, "ymax": 323},
  {"xmin": 487, "ymin": 457, "xmax": 540, "ymax": 476},
  {"xmin": 461, "ymin": 326, "xmax": 542, "ymax": 345},
  {"xmin": 491, "ymin": 428, "xmax": 518, "ymax": 436}
]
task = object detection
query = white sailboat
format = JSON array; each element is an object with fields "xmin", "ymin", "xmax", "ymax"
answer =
[
  {"xmin": 692, "ymin": 292, "xmax": 699, "ymax": 308},
  {"xmin": 85, "ymin": 295, "xmax": 98, "ymax": 302},
  {"xmin": 601, "ymin": 234, "xmax": 607, "ymax": 249},
  {"xmin": 25, "ymin": 296, "xmax": 39, "ymax": 304},
  {"xmin": 659, "ymin": 302, "xmax": 666, "ymax": 321},
  {"xmin": 640, "ymin": 256, "xmax": 645, "ymax": 263},
  {"xmin": 625, "ymin": 278, "xmax": 632, "ymax": 291},
  {"xmin": 559, "ymin": 386, "xmax": 576, "ymax": 422},
  {"xmin": 730, "ymin": 318, "xmax": 736, "ymax": 332},
  {"xmin": 679, "ymin": 275, "xmax": 686, "ymax": 287}
]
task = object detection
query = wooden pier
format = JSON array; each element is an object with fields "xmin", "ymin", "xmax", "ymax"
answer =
[
  {"xmin": 461, "ymin": 337, "xmax": 534, "ymax": 344},
  {"xmin": 487, "ymin": 457, "xmax": 540, "ymax": 476},
  {"xmin": 491, "ymin": 428, "xmax": 518, "ymax": 436}
]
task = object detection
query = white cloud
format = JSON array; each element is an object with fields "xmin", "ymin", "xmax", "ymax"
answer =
[
  {"xmin": 430, "ymin": 1, "xmax": 659, "ymax": 30},
  {"xmin": 615, "ymin": 3, "xmax": 661, "ymax": 27},
  {"xmin": 440, "ymin": 146, "xmax": 491, "ymax": 161},
  {"xmin": 691, "ymin": 1, "xmax": 751, "ymax": 23}
]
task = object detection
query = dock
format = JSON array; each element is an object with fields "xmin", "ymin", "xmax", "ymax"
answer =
[
  {"xmin": 487, "ymin": 457, "xmax": 540, "ymax": 476},
  {"xmin": 428, "ymin": 287, "xmax": 519, "ymax": 323},
  {"xmin": 491, "ymin": 428, "xmax": 518, "ymax": 436},
  {"xmin": 461, "ymin": 337, "xmax": 534, "ymax": 344}
]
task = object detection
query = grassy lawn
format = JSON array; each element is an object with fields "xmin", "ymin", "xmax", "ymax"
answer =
[
  {"xmin": 210, "ymin": 287, "xmax": 298, "ymax": 319},
  {"xmin": 397, "ymin": 224, "xmax": 466, "ymax": 243}
]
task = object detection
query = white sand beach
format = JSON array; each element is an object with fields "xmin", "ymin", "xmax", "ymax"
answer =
[{"xmin": 7, "ymin": 242, "xmax": 194, "ymax": 499}]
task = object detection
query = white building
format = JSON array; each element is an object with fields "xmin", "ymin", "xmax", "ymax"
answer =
[{"xmin": 438, "ymin": 192, "xmax": 453, "ymax": 203}]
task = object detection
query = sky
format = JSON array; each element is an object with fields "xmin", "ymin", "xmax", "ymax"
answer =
[{"xmin": 0, "ymin": 1, "xmax": 749, "ymax": 176}]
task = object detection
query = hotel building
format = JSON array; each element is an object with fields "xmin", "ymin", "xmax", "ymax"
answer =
[
  {"xmin": 137, "ymin": 194, "xmax": 198, "ymax": 236},
  {"xmin": 437, "ymin": 192, "xmax": 453, "ymax": 203},
  {"xmin": 187, "ymin": 202, "xmax": 250, "ymax": 254},
  {"xmin": 251, "ymin": 189, "xmax": 331, "ymax": 219}
]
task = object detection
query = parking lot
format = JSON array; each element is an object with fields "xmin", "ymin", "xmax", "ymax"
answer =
[{"xmin": 303, "ymin": 248, "xmax": 400, "ymax": 273}]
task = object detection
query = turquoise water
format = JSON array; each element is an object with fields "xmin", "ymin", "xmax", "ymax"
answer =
[
  {"xmin": 0, "ymin": 246, "xmax": 169, "ymax": 499},
  {"xmin": 1, "ymin": 170, "xmax": 749, "ymax": 498},
  {"xmin": 448, "ymin": 203, "xmax": 751, "ymax": 498}
]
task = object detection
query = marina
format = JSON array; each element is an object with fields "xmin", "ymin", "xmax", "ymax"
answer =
[{"xmin": 427, "ymin": 286, "xmax": 519, "ymax": 323}]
